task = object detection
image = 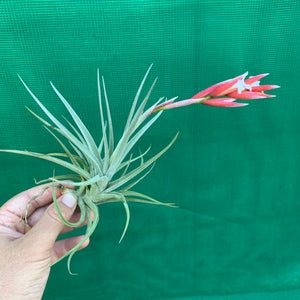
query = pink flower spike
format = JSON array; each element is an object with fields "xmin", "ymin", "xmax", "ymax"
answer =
[
  {"xmin": 251, "ymin": 85, "xmax": 280, "ymax": 92},
  {"xmin": 190, "ymin": 77, "xmax": 238, "ymax": 99},
  {"xmin": 202, "ymin": 99, "xmax": 248, "ymax": 107},
  {"xmin": 244, "ymin": 73, "xmax": 269, "ymax": 85},
  {"xmin": 227, "ymin": 91, "xmax": 276, "ymax": 99},
  {"xmin": 191, "ymin": 83, "xmax": 222, "ymax": 99},
  {"xmin": 210, "ymin": 72, "xmax": 248, "ymax": 97},
  {"xmin": 204, "ymin": 97, "xmax": 236, "ymax": 102},
  {"xmin": 149, "ymin": 71, "xmax": 279, "ymax": 114}
]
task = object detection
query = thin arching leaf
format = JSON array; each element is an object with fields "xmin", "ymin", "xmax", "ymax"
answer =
[
  {"xmin": 119, "ymin": 111, "xmax": 162, "ymax": 166},
  {"xmin": 106, "ymin": 133, "xmax": 178, "ymax": 192},
  {"xmin": 62, "ymin": 116, "xmax": 86, "ymax": 145},
  {"xmin": 0, "ymin": 149, "xmax": 90, "ymax": 178},
  {"xmin": 125, "ymin": 64, "xmax": 153, "ymax": 130},
  {"xmin": 125, "ymin": 198, "xmax": 175, "ymax": 207},
  {"xmin": 113, "ymin": 192, "xmax": 130, "ymax": 243},
  {"xmin": 101, "ymin": 76, "xmax": 114, "ymax": 156},
  {"xmin": 50, "ymin": 174, "xmax": 102, "ymax": 187},
  {"xmin": 18, "ymin": 75, "xmax": 102, "ymax": 175},
  {"xmin": 116, "ymin": 146, "xmax": 151, "ymax": 172},
  {"xmin": 43, "ymin": 126, "xmax": 81, "ymax": 169},
  {"xmin": 120, "ymin": 162, "xmax": 155, "ymax": 192},
  {"xmin": 107, "ymin": 110, "xmax": 162, "ymax": 178},
  {"xmin": 34, "ymin": 174, "xmax": 81, "ymax": 185},
  {"xmin": 110, "ymin": 74, "xmax": 157, "ymax": 169},
  {"xmin": 97, "ymin": 69, "xmax": 109, "ymax": 172},
  {"xmin": 50, "ymin": 82, "xmax": 101, "ymax": 161}
]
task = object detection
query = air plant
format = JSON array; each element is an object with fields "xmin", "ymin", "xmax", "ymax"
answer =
[{"xmin": 0, "ymin": 66, "xmax": 279, "ymax": 272}]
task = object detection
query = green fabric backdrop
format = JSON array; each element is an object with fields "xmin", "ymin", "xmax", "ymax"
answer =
[{"xmin": 0, "ymin": 1, "xmax": 299, "ymax": 299}]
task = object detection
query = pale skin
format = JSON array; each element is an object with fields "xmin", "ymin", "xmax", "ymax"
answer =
[{"xmin": 0, "ymin": 183, "xmax": 90, "ymax": 300}]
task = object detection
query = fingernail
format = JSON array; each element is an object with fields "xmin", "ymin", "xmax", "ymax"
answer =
[{"xmin": 62, "ymin": 193, "xmax": 77, "ymax": 208}]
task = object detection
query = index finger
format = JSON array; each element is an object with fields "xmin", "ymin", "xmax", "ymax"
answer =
[{"xmin": 1, "ymin": 182, "xmax": 75, "ymax": 218}]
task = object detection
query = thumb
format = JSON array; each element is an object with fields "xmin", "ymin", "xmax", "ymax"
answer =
[{"xmin": 26, "ymin": 192, "xmax": 78, "ymax": 251}]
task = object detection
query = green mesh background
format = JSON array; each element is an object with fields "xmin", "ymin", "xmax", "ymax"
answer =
[{"xmin": 0, "ymin": 1, "xmax": 299, "ymax": 299}]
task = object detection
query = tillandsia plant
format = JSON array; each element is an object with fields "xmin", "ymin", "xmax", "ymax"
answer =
[{"xmin": 0, "ymin": 65, "xmax": 279, "ymax": 272}]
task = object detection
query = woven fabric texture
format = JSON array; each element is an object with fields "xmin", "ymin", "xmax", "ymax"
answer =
[{"xmin": 0, "ymin": 1, "xmax": 299, "ymax": 299}]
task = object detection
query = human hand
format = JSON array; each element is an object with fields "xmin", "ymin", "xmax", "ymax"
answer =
[{"xmin": 0, "ymin": 183, "xmax": 89, "ymax": 300}]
